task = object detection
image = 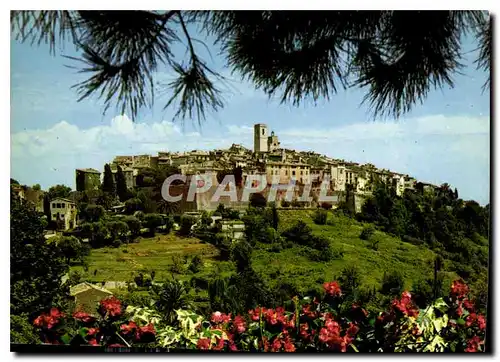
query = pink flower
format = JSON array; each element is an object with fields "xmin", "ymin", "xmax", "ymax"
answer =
[
  {"xmin": 477, "ymin": 314, "xmax": 486, "ymax": 330},
  {"xmin": 120, "ymin": 321, "xmax": 138, "ymax": 334},
  {"xmin": 451, "ymin": 280, "xmax": 469, "ymax": 299},
  {"xmin": 323, "ymin": 281, "xmax": 342, "ymax": 297},
  {"xmin": 233, "ymin": 315, "xmax": 246, "ymax": 334},
  {"xmin": 197, "ymin": 338, "xmax": 211, "ymax": 350},
  {"xmin": 73, "ymin": 311, "xmax": 94, "ymax": 323},
  {"xmin": 87, "ymin": 328, "xmax": 99, "ymax": 336},
  {"xmin": 100, "ymin": 296, "xmax": 122, "ymax": 317}
]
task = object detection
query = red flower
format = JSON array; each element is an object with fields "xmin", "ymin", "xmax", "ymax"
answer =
[
  {"xmin": 271, "ymin": 337, "xmax": 282, "ymax": 352},
  {"xmin": 248, "ymin": 307, "xmax": 265, "ymax": 321},
  {"xmin": 207, "ymin": 336, "xmax": 225, "ymax": 351},
  {"xmin": 466, "ymin": 313, "xmax": 477, "ymax": 327},
  {"xmin": 197, "ymin": 338, "xmax": 211, "ymax": 350},
  {"xmin": 100, "ymin": 296, "xmax": 122, "ymax": 317},
  {"xmin": 139, "ymin": 323, "xmax": 156, "ymax": 336},
  {"xmin": 88, "ymin": 339, "xmax": 99, "ymax": 346},
  {"xmin": 463, "ymin": 299, "xmax": 475, "ymax": 312},
  {"xmin": 477, "ymin": 315, "xmax": 486, "ymax": 330},
  {"xmin": 465, "ymin": 336, "xmax": 483, "ymax": 352},
  {"xmin": 451, "ymin": 280, "xmax": 469, "ymax": 299},
  {"xmin": 233, "ymin": 315, "xmax": 246, "ymax": 334},
  {"xmin": 283, "ymin": 337, "xmax": 296, "ymax": 352},
  {"xmin": 108, "ymin": 344, "xmax": 125, "ymax": 348},
  {"xmin": 73, "ymin": 311, "xmax": 94, "ymax": 323},
  {"xmin": 323, "ymin": 281, "xmax": 342, "ymax": 297},
  {"xmin": 33, "ymin": 315, "xmax": 45, "ymax": 327},
  {"xmin": 33, "ymin": 308, "xmax": 64, "ymax": 329},
  {"xmin": 229, "ymin": 341, "xmax": 238, "ymax": 351},
  {"xmin": 392, "ymin": 291, "xmax": 419, "ymax": 318},
  {"xmin": 211, "ymin": 311, "xmax": 231, "ymax": 324},
  {"xmin": 120, "ymin": 321, "xmax": 138, "ymax": 334},
  {"xmin": 456, "ymin": 303, "xmax": 464, "ymax": 317},
  {"xmin": 87, "ymin": 328, "xmax": 99, "ymax": 336},
  {"xmin": 346, "ymin": 322, "xmax": 359, "ymax": 337}
]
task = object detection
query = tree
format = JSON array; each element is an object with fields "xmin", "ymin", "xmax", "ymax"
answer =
[
  {"xmin": 32, "ymin": 184, "xmax": 41, "ymax": 191},
  {"xmin": 55, "ymin": 235, "xmax": 86, "ymax": 265},
  {"xmin": 11, "ymin": 11, "xmax": 490, "ymax": 124},
  {"xmin": 125, "ymin": 198, "xmax": 144, "ymax": 214},
  {"xmin": 102, "ymin": 164, "xmax": 116, "ymax": 197},
  {"xmin": 106, "ymin": 221, "xmax": 129, "ymax": 241},
  {"xmin": 124, "ymin": 216, "xmax": 142, "ymax": 238},
  {"xmin": 82, "ymin": 204, "xmax": 105, "ymax": 222},
  {"xmin": 115, "ymin": 165, "xmax": 129, "ymax": 202},
  {"xmin": 47, "ymin": 184, "xmax": 72, "ymax": 200},
  {"xmin": 143, "ymin": 213, "xmax": 163, "ymax": 236},
  {"xmin": 11, "ymin": 193, "xmax": 69, "ymax": 317}
]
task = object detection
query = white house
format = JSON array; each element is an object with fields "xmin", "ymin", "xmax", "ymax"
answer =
[{"xmin": 50, "ymin": 198, "xmax": 78, "ymax": 230}]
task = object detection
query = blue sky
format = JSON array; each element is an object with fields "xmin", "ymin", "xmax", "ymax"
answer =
[{"xmin": 10, "ymin": 25, "xmax": 490, "ymax": 204}]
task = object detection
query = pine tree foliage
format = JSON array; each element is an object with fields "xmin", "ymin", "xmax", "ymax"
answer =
[{"xmin": 11, "ymin": 11, "xmax": 490, "ymax": 122}]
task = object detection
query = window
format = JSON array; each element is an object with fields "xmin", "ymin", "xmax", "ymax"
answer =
[
  {"xmin": 56, "ymin": 203, "xmax": 61, "ymax": 208},
  {"xmin": 262, "ymin": 129, "xmax": 265, "ymax": 136},
  {"xmin": 340, "ymin": 169, "xmax": 343, "ymax": 174},
  {"xmin": 61, "ymin": 203, "xmax": 65, "ymax": 208},
  {"xmin": 52, "ymin": 203, "xmax": 56, "ymax": 208},
  {"xmin": 301, "ymin": 171, "xmax": 303, "ymax": 175},
  {"xmin": 292, "ymin": 171, "xmax": 296, "ymax": 176}
]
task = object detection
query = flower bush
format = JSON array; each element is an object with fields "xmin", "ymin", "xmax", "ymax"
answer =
[{"xmin": 31, "ymin": 280, "xmax": 486, "ymax": 352}]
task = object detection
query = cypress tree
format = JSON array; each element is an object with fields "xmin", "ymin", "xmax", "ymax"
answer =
[
  {"xmin": 116, "ymin": 165, "xmax": 128, "ymax": 202},
  {"xmin": 102, "ymin": 164, "xmax": 116, "ymax": 197}
]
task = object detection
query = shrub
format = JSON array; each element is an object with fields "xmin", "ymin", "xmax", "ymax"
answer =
[
  {"xmin": 381, "ymin": 270, "xmax": 405, "ymax": 296},
  {"xmin": 124, "ymin": 216, "xmax": 141, "ymax": 238},
  {"xmin": 179, "ymin": 215, "xmax": 197, "ymax": 236},
  {"xmin": 360, "ymin": 225, "xmax": 376, "ymax": 240},
  {"xmin": 133, "ymin": 210, "xmax": 145, "ymax": 220},
  {"xmin": 125, "ymin": 198, "xmax": 144, "ymax": 214},
  {"xmin": 313, "ymin": 209, "xmax": 328, "ymax": 225},
  {"xmin": 264, "ymin": 227, "xmax": 280, "ymax": 244},
  {"xmin": 311, "ymin": 235, "xmax": 330, "ymax": 251},
  {"xmin": 161, "ymin": 216, "xmax": 174, "ymax": 234},
  {"xmin": 106, "ymin": 221, "xmax": 129, "ymax": 241},
  {"xmin": 143, "ymin": 213, "xmax": 163, "ymax": 236},
  {"xmin": 282, "ymin": 220, "xmax": 313, "ymax": 246},
  {"xmin": 337, "ymin": 265, "xmax": 362, "ymax": 295},
  {"xmin": 170, "ymin": 254, "xmax": 186, "ymax": 274},
  {"xmin": 189, "ymin": 255, "xmax": 204, "ymax": 274}
]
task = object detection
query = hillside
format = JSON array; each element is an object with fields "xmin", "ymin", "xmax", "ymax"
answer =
[
  {"xmin": 252, "ymin": 210, "xmax": 457, "ymax": 295},
  {"xmin": 71, "ymin": 209, "xmax": 457, "ymax": 298}
]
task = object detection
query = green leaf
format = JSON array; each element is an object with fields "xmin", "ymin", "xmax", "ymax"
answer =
[
  {"xmin": 61, "ymin": 333, "xmax": 72, "ymax": 345},
  {"xmin": 457, "ymin": 318, "xmax": 465, "ymax": 325},
  {"xmin": 350, "ymin": 344, "xmax": 359, "ymax": 352},
  {"xmin": 79, "ymin": 328, "xmax": 88, "ymax": 338},
  {"xmin": 368, "ymin": 317, "xmax": 376, "ymax": 327}
]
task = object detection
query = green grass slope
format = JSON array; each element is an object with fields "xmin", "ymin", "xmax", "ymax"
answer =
[{"xmin": 252, "ymin": 209, "xmax": 457, "ymax": 294}]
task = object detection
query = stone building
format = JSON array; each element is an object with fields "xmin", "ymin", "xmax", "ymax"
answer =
[
  {"xmin": 70, "ymin": 282, "xmax": 113, "ymax": 315},
  {"xmin": 265, "ymin": 161, "xmax": 311, "ymax": 185},
  {"xmin": 254, "ymin": 123, "xmax": 269, "ymax": 153},
  {"xmin": 111, "ymin": 165, "xmax": 135, "ymax": 189},
  {"xmin": 75, "ymin": 168, "xmax": 101, "ymax": 192}
]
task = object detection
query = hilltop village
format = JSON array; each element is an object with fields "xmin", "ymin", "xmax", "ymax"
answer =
[{"xmin": 12, "ymin": 123, "xmax": 439, "ymax": 231}]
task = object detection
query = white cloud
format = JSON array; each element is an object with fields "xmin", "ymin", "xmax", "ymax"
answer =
[{"xmin": 10, "ymin": 114, "xmax": 490, "ymax": 204}]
